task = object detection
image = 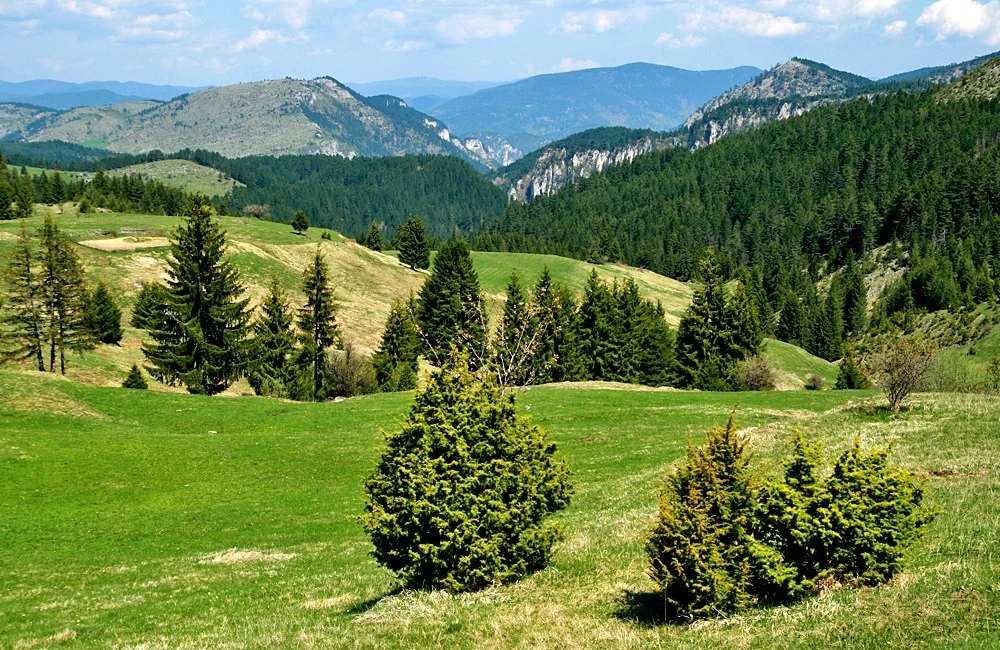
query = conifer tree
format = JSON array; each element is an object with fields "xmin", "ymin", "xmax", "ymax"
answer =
[
  {"xmin": 0, "ymin": 178, "xmax": 14, "ymax": 221},
  {"xmin": 840, "ymin": 257, "xmax": 868, "ymax": 336},
  {"xmin": 727, "ymin": 280, "xmax": 764, "ymax": 361},
  {"xmin": 575, "ymin": 271, "xmax": 621, "ymax": 381},
  {"xmin": 373, "ymin": 296, "xmax": 420, "ymax": 392},
  {"xmin": 295, "ymin": 246, "xmax": 342, "ymax": 401},
  {"xmin": 835, "ymin": 347, "xmax": 870, "ymax": 389},
  {"xmin": 493, "ymin": 271, "xmax": 537, "ymax": 386},
  {"xmin": 247, "ymin": 279, "xmax": 297, "ymax": 397},
  {"xmin": 396, "ymin": 216, "xmax": 430, "ymax": 270},
  {"xmin": 290, "ymin": 209, "xmax": 309, "ymax": 235},
  {"xmin": 88, "ymin": 280, "xmax": 123, "ymax": 345},
  {"xmin": 776, "ymin": 290, "xmax": 808, "ymax": 347},
  {"xmin": 131, "ymin": 282, "xmax": 168, "ymax": 331},
  {"xmin": 14, "ymin": 176, "xmax": 33, "ymax": 220},
  {"xmin": 673, "ymin": 250, "xmax": 741, "ymax": 389},
  {"xmin": 122, "ymin": 362, "xmax": 149, "ymax": 389},
  {"xmin": 143, "ymin": 196, "xmax": 252, "ymax": 395},
  {"xmin": 528, "ymin": 268, "xmax": 581, "ymax": 383},
  {"xmin": 1, "ymin": 223, "xmax": 46, "ymax": 370},
  {"xmin": 636, "ymin": 300, "xmax": 676, "ymax": 386},
  {"xmin": 38, "ymin": 215, "xmax": 94, "ymax": 374},
  {"xmin": 365, "ymin": 222, "xmax": 383, "ymax": 252},
  {"xmin": 415, "ymin": 238, "xmax": 486, "ymax": 366}
]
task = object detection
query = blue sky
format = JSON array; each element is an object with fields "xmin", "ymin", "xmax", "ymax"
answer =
[{"xmin": 0, "ymin": 0, "xmax": 998, "ymax": 85}]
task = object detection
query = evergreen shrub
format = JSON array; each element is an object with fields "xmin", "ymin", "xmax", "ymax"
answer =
[
  {"xmin": 361, "ymin": 354, "xmax": 572, "ymax": 592},
  {"xmin": 646, "ymin": 413, "xmax": 934, "ymax": 620}
]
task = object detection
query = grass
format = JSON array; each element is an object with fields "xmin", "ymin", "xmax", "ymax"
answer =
[
  {"xmin": 8, "ymin": 159, "xmax": 241, "ymax": 198},
  {"xmin": 764, "ymin": 339, "xmax": 838, "ymax": 389},
  {"xmin": 0, "ymin": 369, "xmax": 997, "ymax": 648}
]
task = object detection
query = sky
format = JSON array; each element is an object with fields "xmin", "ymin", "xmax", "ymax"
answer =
[{"xmin": 1, "ymin": 0, "xmax": 999, "ymax": 86}]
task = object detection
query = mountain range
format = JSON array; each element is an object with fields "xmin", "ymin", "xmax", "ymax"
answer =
[{"xmin": 0, "ymin": 79, "xmax": 202, "ymax": 109}]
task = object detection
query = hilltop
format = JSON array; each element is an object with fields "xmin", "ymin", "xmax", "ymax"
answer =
[{"xmin": 937, "ymin": 56, "xmax": 1000, "ymax": 101}]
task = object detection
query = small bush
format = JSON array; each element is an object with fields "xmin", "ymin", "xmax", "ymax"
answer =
[
  {"xmin": 327, "ymin": 342, "xmax": 377, "ymax": 397},
  {"xmin": 737, "ymin": 355, "xmax": 776, "ymax": 391},
  {"xmin": 835, "ymin": 349, "xmax": 870, "ymax": 389},
  {"xmin": 805, "ymin": 374, "xmax": 825, "ymax": 390},
  {"xmin": 645, "ymin": 414, "xmax": 934, "ymax": 620},
  {"xmin": 361, "ymin": 354, "xmax": 572, "ymax": 593},
  {"xmin": 122, "ymin": 363, "xmax": 148, "ymax": 389},
  {"xmin": 864, "ymin": 337, "xmax": 936, "ymax": 411}
]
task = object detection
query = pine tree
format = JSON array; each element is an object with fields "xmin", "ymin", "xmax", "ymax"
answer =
[
  {"xmin": 636, "ymin": 300, "xmax": 675, "ymax": 386},
  {"xmin": 776, "ymin": 290, "xmax": 808, "ymax": 347},
  {"xmin": 131, "ymin": 282, "xmax": 168, "ymax": 331},
  {"xmin": 373, "ymin": 296, "xmax": 420, "ymax": 392},
  {"xmin": 143, "ymin": 196, "xmax": 252, "ymax": 395},
  {"xmin": 673, "ymin": 250, "xmax": 740, "ymax": 389},
  {"xmin": 88, "ymin": 280, "xmax": 123, "ymax": 345},
  {"xmin": 528, "ymin": 268, "xmax": 582, "ymax": 383},
  {"xmin": 575, "ymin": 271, "xmax": 620, "ymax": 381},
  {"xmin": 38, "ymin": 215, "xmax": 94, "ymax": 374},
  {"xmin": 840, "ymin": 257, "xmax": 868, "ymax": 336},
  {"xmin": 415, "ymin": 238, "xmax": 486, "ymax": 367},
  {"xmin": 296, "ymin": 246, "xmax": 342, "ymax": 401},
  {"xmin": 14, "ymin": 176, "xmax": 33, "ymax": 220},
  {"xmin": 835, "ymin": 347, "xmax": 871, "ymax": 389},
  {"xmin": 727, "ymin": 280, "xmax": 764, "ymax": 360},
  {"xmin": 365, "ymin": 222, "xmax": 383, "ymax": 252},
  {"xmin": 0, "ymin": 178, "xmax": 14, "ymax": 221},
  {"xmin": 396, "ymin": 216, "xmax": 430, "ymax": 270},
  {"xmin": 290, "ymin": 209, "xmax": 309, "ymax": 235},
  {"xmin": 122, "ymin": 362, "xmax": 149, "ymax": 389},
  {"xmin": 247, "ymin": 279, "xmax": 297, "ymax": 397},
  {"xmin": 1, "ymin": 223, "xmax": 46, "ymax": 370},
  {"xmin": 493, "ymin": 272, "xmax": 537, "ymax": 386}
]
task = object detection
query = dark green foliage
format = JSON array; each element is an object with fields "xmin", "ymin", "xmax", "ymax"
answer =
[
  {"xmin": 493, "ymin": 272, "xmax": 536, "ymax": 386},
  {"xmin": 372, "ymin": 297, "xmax": 420, "ymax": 392},
  {"xmin": 122, "ymin": 362, "xmax": 148, "ymax": 389},
  {"xmin": 1, "ymin": 223, "xmax": 46, "ymax": 370},
  {"xmin": 415, "ymin": 238, "xmax": 486, "ymax": 366},
  {"xmin": 248, "ymin": 280, "xmax": 298, "ymax": 397},
  {"xmin": 88, "ymin": 280, "xmax": 123, "ymax": 345},
  {"xmin": 38, "ymin": 215, "xmax": 94, "ymax": 374},
  {"xmin": 396, "ymin": 216, "xmax": 430, "ymax": 271},
  {"xmin": 776, "ymin": 290, "xmax": 808, "ymax": 347},
  {"xmin": 142, "ymin": 196, "xmax": 252, "ymax": 395},
  {"xmin": 526, "ymin": 268, "xmax": 582, "ymax": 384},
  {"xmin": 674, "ymin": 251, "xmax": 759, "ymax": 390},
  {"xmin": 14, "ymin": 176, "xmax": 33, "ymax": 220},
  {"xmin": 131, "ymin": 282, "xmax": 168, "ymax": 331},
  {"xmin": 837, "ymin": 257, "xmax": 868, "ymax": 336},
  {"xmin": 836, "ymin": 348, "xmax": 871, "ymax": 389},
  {"xmin": 295, "ymin": 247, "xmax": 343, "ymax": 401},
  {"xmin": 364, "ymin": 222, "xmax": 383, "ymax": 252},
  {"xmin": 647, "ymin": 416, "xmax": 935, "ymax": 620},
  {"xmin": 290, "ymin": 209, "xmax": 309, "ymax": 235},
  {"xmin": 361, "ymin": 354, "xmax": 573, "ymax": 593}
]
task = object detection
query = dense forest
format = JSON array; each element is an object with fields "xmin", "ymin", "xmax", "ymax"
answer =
[
  {"xmin": 477, "ymin": 92, "xmax": 1000, "ymax": 283},
  {"xmin": 0, "ymin": 143, "xmax": 508, "ymax": 241}
]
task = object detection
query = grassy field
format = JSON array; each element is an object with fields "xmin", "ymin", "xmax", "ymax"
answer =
[
  {"xmin": 7, "ymin": 159, "xmax": 241, "ymax": 197},
  {"xmin": 0, "ymin": 368, "xmax": 997, "ymax": 648},
  {"xmin": 764, "ymin": 339, "xmax": 838, "ymax": 389}
]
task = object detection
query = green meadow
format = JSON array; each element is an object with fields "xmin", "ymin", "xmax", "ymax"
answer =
[{"xmin": 1, "ymin": 369, "xmax": 997, "ymax": 648}]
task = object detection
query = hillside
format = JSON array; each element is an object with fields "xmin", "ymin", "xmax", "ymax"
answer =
[
  {"xmin": 0, "ymin": 209, "xmax": 699, "ymax": 390},
  {"xmin": 881, "ymin": 50, "xmax": 1000, "ymax": 85},
  {"xmin": 429, "ymin": 62, "xmax": 761, "ymax": 147},
  {"xmin": 0, "ymin": 78, "xmax": 489, "ymax": 166},
  {"xmin": 937, "ymin": 56, "xmax": 1000, "ymax": 101},
  {"xmin": 2, "ymin": 366, "xmax": 997, "ymax": 648},
  {"xmin": 0, "ymin": 79, "xmax": 201, "ymax": 104}
]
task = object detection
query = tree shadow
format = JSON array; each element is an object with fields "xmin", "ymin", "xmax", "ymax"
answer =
[
  {"xmin": 612, "ymin": 589, "xmax": 686, "ymax": 627},
  {"xmin": 344, "ymin": 586, "xmax": 404, "ymax": 616}
]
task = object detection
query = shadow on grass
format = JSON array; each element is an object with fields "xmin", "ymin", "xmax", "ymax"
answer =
[
  {"xmin": 345, "ymin": 586, "xmax": 404, "ymax": 616},
  {"xmin": 613, "ymin": 590, "xmax": 686, "ymax": 627}
]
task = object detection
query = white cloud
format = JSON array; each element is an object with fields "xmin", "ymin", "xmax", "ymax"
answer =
[
  {"xmin": 384, "ymin": 39, "xmax": 428, "ymax": 52},
  {"xmin": 685, "ymin": 5, "xmax": 808, "ymax": 38},
  {"xmin": 435, "ymin": 8, "xmax": 523, "ymax": 44},
  {"xmin": 232, "ymin": 28, "xmax": 291, "ymax": 52},
  {"xmin": 242, "ymin": 0, "xmax": 313, "ymax": 29},
  {"xmin": 560, "ymin": 9, "xmax": 644, "ymax": 34},
  {"xmin": 883, "ymin": 19, "xmax": 907, "ymax": 36},
  {"xmin": 552, "ymin": 56, "xmax": 600, "ymax": 72},
  {"xmin": 370, "ymin": 8, "xmax": 405, "ymax": 26},
  {"xmin": 916, "ymin": 0, "xmax": 1000, "ymax": 44},
  {"xmin": 655, "ymin": 32, "xmax": 705, "ymax": 48},
  {"xmin": 811, "ymin": 0, "xmax": 903, "ymax": 21}
]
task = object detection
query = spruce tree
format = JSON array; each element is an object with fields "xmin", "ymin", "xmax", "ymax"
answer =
[
  {"xmin": 415, "ymin": 238, "xmax": 486, "ymax": 367},
  {"xmin": 373, "ymin": 296, "xmax": 420, "ymax": 392},
  {"xmin": 365, "ymin": 222, "xmax": 383, "ymax": 252},
  {"xmin": 14, "ymin": 176, "xmax": 33, "ymax": 220},
  {"xmin": 397, "ymin": 216, "xmax": 430, "ymax": 270},
  {"xmin": 290, "ymin": 209, "xmax": 309, "ymax": 235},
  {"xmin": 0, "ymin": 178, "xmax": 14, "ymax": 221},
  {"xmin": 673, "ymin": 250, "xmax": 740, "ymax": 389},
  {"xmin": 247, "ymin": 279, "xmax": 297, "ymax": 397},
  {"xmin": 576, "ymin": 271, "xmax": 620, "ymax": 381},
  {"xmin": 143, "ymin": 196, "xmax": 252, "ymax": 395},
  {"xmin": 840, "ymin": 257, "xmax": 868, "ymax": 336},
  {"xmin": 776, "ymin": 290, "xmax": 808, "ymax": 347},
  {"xmin": 88, "ymin": 280, "xmax": 123, "ymax": 345},
  {"xmin": 131, "ymin": 282, "xmax": 168, "ymax": 331},
  {"xmin": 636, "ymin": 300, "xmax": 676, "ymax": 387},
  {"xmin": 835, "ymin": 347, "xmax": 871, "ymax": 389},
  {"xmin": 122, "ymin": 362, "xmax": 149, "ymax": 389},
  {"xmin": 1, "ymin": 223, "xmax": 46, "ymax": 370},
  {"xmin": 528, "ymin": 268, "xmax": 581, "ymax": 383},
  {"xmin": 38, "ymin": 215, "xmax": 94, "ymax": 374},
  {"xmin": 493, "ymin": 272, "xmax": 536, "ymax": 386},
  {"xmin": 727, "ymin": 280, "xmax": 764, "ymax": 361},
  {"xmin": 295, "ymin": 246, "xmax": 342, "ymax": 401}
]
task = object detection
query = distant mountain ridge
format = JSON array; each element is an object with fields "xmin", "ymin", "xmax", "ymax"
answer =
[{"xmin": 0, "ymin": 79, "xmax": 203, "ymax": 109}]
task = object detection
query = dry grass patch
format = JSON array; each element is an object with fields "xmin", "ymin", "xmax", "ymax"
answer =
[
  {"xmin": 78, "ymin": 237, "xmax": 171, "ymax": 252},
  {"xmin": 199, "ymin": 549, "xmax": 297, "ymax": 565}
]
